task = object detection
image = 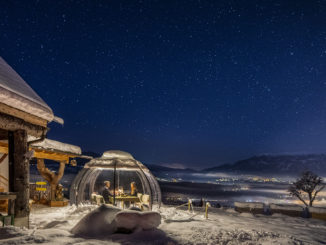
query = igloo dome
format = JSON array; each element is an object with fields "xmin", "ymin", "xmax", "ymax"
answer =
[{"xmin": 70, "ymin": 150, "xmax": 161, "ymax": 210}]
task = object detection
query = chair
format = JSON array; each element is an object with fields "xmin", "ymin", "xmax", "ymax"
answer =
[
  {"xmin": 142, "ymin": 194, "xmax": 150, "ymax": 206},
  {"xmin": 141, "ymin": 194, "xmax": 150, "ymax": 210},
  {"xmin": 91, "ymin": 193, "xmax": 97, "ymax": 204},
  {"xmin": 134, "ymin": 194, "xmax": 150, "ymax": 210},
  {"xmin": 96, "ymin": 195, "xmax": 104, "ymax": 205},
  {"xmin": 0, "ymin": 187, "xmax": 8, "ymax": 213},
  {"xmin": 91, "ymin": 194, "xmax": 105, "ymax": 205},
  {"xmin": 134, "ymin": 193, "xmax": 143, "ymax": 209}
]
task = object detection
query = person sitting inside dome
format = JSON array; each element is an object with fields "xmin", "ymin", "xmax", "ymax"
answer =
[
  {"xmin": 102, "ymin": 180, "xmax": 113, "ymax": 204},
  {"xmin": 130, "ymin": 181, "xmax": 138, "ymax": 196}
]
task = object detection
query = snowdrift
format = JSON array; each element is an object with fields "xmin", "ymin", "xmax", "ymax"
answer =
[
  {"xmin": 71, "ymin": 204, "xmax": 161, "ymax": 238},
  {"xmin": 115, "ymin": 211, "xmax": 161, "ymax": 231},
  {"xmin": 71, "ymin": 204, "xmax": 120, "ymax": 237},
  {"xmin": 270, "ymin": 204, "xmax": 304, "ymax": 217},
  {"xmin": 309, "ymin": 207, "xmax": 326, "ymax": 221},
  {"xmin": 234, "ymin": 202, "xmax": 264, "ymax": 214}
]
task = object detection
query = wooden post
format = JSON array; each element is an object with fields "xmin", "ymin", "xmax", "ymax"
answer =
[
  {"xmin": 205, "ymin": 202, "xmax": 210, "ymax": 219},
  {"xmin": 188, "ymin": 199, "xmax": 192, "ymax": 212},
  {"xmin": 8, "ymin": 131, "xmax": 14, "ymax": 192},
  {"xmin": 11, "ymin": 130, "xmax": 29, "ymax": 227}
]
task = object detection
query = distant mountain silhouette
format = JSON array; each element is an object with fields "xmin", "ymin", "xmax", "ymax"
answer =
[
  {"xmin": 145, "ymin": 164, "xmax": 198, "ymax": 174},
  {"xmin": 204, "ymin": 154, "xmax": 326, "ymax": 176},
  {"xmin": 62, "ymin": 153, "xmax": 326, "ymax": 177}
]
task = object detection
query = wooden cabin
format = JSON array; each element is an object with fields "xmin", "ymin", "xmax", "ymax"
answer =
[{"xmin": 0, "ymin": 57, "xmax": 78, "ymax": 227}]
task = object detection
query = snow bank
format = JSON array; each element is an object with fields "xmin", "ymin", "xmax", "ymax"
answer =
[
  {"xmin": 270, "ymin": 204, "xmax": 303, "ymax": 212},
  {"xmin": 71, "ymin": 204, "xmax": 120, "ymax": 237},
  {"xmin": 30, "ymin": 203, "xmax": 97, "ymax": 230},
  {"xmin": 234, "ymin": 202, "xmax": 265, "ymax": 214},
  {"xmin": 72, "ymin": 204, "xmax": 161, "ymax": 238},
  {"xmin": 309, "ymin": 206, "xmax": 326, "ymax": 221},
  {"xmin": 309, "ymin": 206, "xmax": 326, "ymax": 214},
  {"xmin": 234, "ymin": 202, "xmax": 264, "ymax": 209},
  {"xmin": 239, "ymin": 212, "xmax": 255, "ymax": 218},
  {"xmin": 270, "ymin": 204, "xmax": 304, "ymax": 217},
  {"xmin": 115, "ymin": 211, "xmax": 161, "ymax": 231},
  {"xmin": 156, "ymin": 206, "xmax": 195, "ymax": 222},
  {"xmin": 225, "ymin": 208, "xmax": 238, "ymax": 213}
]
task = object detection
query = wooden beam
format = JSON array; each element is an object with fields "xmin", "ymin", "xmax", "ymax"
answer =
[
  {"xmin": 0, "ymin": 112, "xmax": 47, "ymax": 137},
  {"xmin": 34, "ymin": 151, "xmax": 70, "ymax": 163},
  {"xmin": 30, "ymin": 147, "xmax": 78, "ymax": 159},
  {"xmin": 0, "ymin": 128, "xmax": 8, "ymax": 140},
  {"xmin": 0, "ymin": 141, "xmax": 8, "ymax": 154},
  {"xmin": 0, "ymin": 103, "xmax": 48, "ymax": 128},
  {"xmin": 0, "ymin": 142, "xmax": 76, "ymax": 162}
]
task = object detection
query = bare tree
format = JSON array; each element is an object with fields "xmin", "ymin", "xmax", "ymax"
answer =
[{"xmin": 288, "ymin": 171, "xmax": 325, "ymax": 207}]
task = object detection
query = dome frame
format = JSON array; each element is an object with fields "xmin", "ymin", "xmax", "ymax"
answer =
[{"xmin": 70, "ymin": 151, "xmax": 161, "ymax": 209}]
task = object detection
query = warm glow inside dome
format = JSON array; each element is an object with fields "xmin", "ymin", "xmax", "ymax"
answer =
[{"xmin": 70, "ymin": 150, "xmax": 161, "ymax": 210}]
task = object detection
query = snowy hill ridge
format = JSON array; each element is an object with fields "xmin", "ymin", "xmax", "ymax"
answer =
[
  {"xmin": 204, "ymin": 154, "xmax": 326, "ymax": 175},
  {"xmin": 52, "ymin": 152, "xmax": 326, "ymax": 177}
]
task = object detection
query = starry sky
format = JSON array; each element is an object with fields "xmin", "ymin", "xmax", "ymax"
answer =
[{"xmin": 1, "ymin": 0, "xmax": 326, "ymax": 168}]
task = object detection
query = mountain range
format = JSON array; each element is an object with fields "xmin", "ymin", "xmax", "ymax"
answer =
[
  {"xmin": 204, "ymin": 154, "xmax": 326, "ymax": 176},
  {"xmin": 77, "ymin": 152, "xmax": 326, "ymax": 176},
  {"xmin": 147, "ymin": 154, "xmax": 326, "ymax": 176}
]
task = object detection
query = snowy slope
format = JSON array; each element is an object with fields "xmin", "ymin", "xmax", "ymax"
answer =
[{"xmin": 1, "ymin": 204, "xmax": 326, "ymax": 244}]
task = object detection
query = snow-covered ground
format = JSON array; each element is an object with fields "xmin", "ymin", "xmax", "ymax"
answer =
[{"xmin": 0, "ymin": 204, "xmax": 326, "ymax": 244}]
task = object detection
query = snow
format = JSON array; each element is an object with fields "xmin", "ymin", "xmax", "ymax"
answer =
[
  {"xmin": 84, "ymin": 150, "xmax": 152, "ymax": 170},
  {"xmin": 102, "ymin": 150, "xmax": 135, "ymax": 160},
  {"xmin": 158, "ymin": 206, "xmax": 326, "ymax": 244},
  {"xmin": 270, "ymin": 204, "xmax": 304, "ymax": 212},
  {"xmin": 72, "ymin": 205, "xmax": 161, "ymax": 237},
  {"xmin": 1, "ymin": 204, "xmax": 326, "ymax": 244},
  {"xmin": 114, "ymin": 211, "xmax": 161, "ymax": 230},
  {"xmin": 234, "ymin": 202, "xmax": 264, "ymax": 209},
  {"xmin": 309, "ymin": 206, "xmax": 326, "ymax": 214},
  {"xmin": 71, "ymin": 204, "xmax": 121, "ymax": 237},
  {"xmin": 85, "ymin": 150, "xmax": 139, "ymax": 168},
  {"xmin": 28, "ymin": 136, "xmax": 82, "ymax": 155},
  {"xmin": 0, "ymin": 57, "xmax": 54, "ymax": 122}
]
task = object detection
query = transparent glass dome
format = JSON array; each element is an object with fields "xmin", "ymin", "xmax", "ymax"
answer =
[{"xmin": 70, "ymin": 150, "xmax": 161, "ymax": 209}]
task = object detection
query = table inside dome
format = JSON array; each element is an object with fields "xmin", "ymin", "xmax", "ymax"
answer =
[
  {"xmin": 114, "ymin": 195, "xmax": 141, "ymax": 209},
  {"xmin": 70, "ymin": 150, "xmax": 162, "ymax": 210}
]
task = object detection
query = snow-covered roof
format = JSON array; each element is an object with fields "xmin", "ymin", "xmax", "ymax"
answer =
[
  {"xmin": 102, "ymin": 150, "xmax": 135, "ymax": 160},
  {"xmin": 28, "ymin": 136, "xmax": 82, "ymax": 156},
  {"xmin": 85, "ymin": 150, "xmax": 147, "ymax": 169},
  {"xmin": 0, "ymin": 57, "xmax": 54, "ymax": 122}
]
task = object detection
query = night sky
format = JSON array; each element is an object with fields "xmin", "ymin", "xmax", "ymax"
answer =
[{"xmin": 1, "ymin": 0, "xmax": 326, "ymax": 168}]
